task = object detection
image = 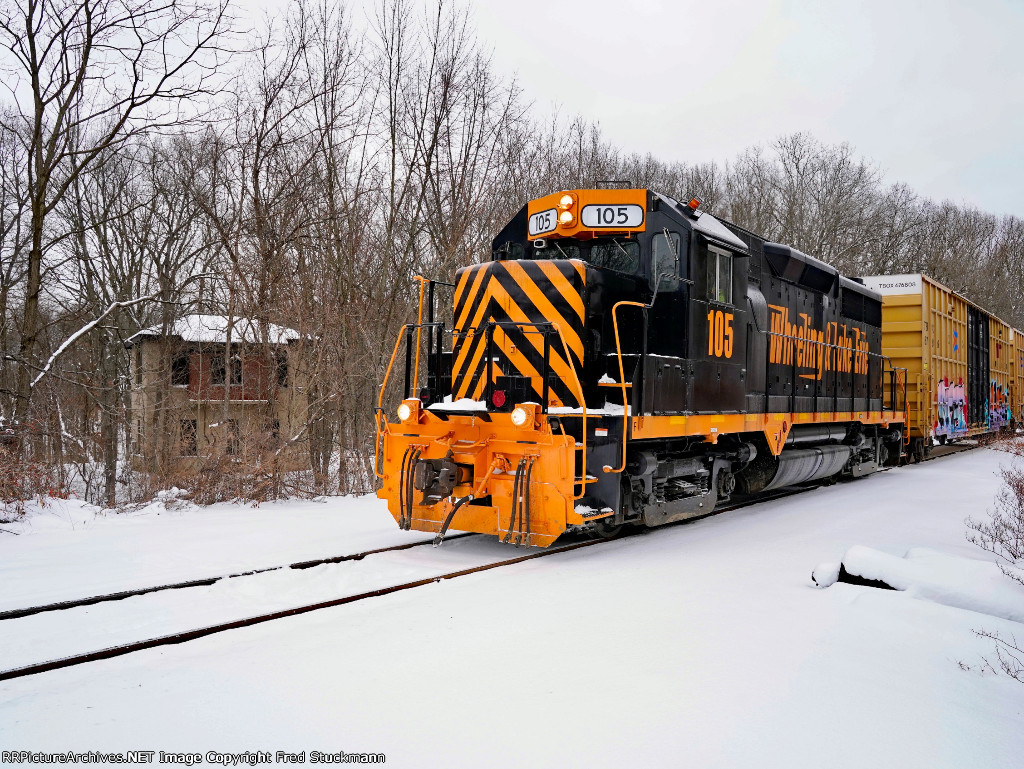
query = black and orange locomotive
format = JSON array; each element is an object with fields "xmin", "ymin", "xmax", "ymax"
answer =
[{"xmin": 375, "ymin": 188, "xmax": 907, "ymax": 545}]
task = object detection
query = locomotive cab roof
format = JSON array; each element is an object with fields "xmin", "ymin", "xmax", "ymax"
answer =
[{"xmin": 491, "ymin": 188, "xmax": 748, "ymax": 262}]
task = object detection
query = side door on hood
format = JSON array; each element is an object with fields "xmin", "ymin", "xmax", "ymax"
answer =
[
  {"xmin": 689, "ymin": 237, "xmax": 748, "ymax": 413},
  {"xmin": 643, "ymin": 228, "xmax": 689, "ymax": 414}
]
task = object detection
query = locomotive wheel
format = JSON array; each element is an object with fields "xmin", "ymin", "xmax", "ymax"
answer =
[{"xmin": 589, "ymin": 518, "xmax": 624, "ymax": 539}]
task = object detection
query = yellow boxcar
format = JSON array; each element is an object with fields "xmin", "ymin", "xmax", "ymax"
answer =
[
  {"xmin": 860, "ymin": 274, "xmax": 1015, "ymax": 454},
  {"xmin": 1015, "ymin": 328, "xmax": 1024, "ymax": 428},
  {"xmin": 990, "ymin": 316, "xmax": 1015, "ymax": 432}
]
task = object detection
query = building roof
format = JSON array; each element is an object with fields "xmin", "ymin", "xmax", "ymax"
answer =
[{"xmin": 125, "ymin": 314, "xmax": 301, "ymax": 347}]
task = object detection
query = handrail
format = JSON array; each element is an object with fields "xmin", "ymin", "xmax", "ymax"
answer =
[
  {"xmin": 608, "ymin": 300, "xmax": 646, "ymax": 474},
  {"xmin": 746, "ymin": 302, "xmax": 907, "ymax": 418},
  {"xmin": 377, "ymin": 323, "xmax": 412, "ymax": 413},
  {"xmin": 755, "ymin": 325, "xmax": 907, "ymax": 418},
  {"xmin": 374, "ymin": 317, "xmax": 591, "ymax": 500},
  {"xmin": 476, "ymin": 319, "xmax": 591, "ymax": 499},
  {"xmin": 373, "ymin": 407, "xmax": 388, "ymax": 479},
  {"xmin": 413, "ymin": 276, "xmax": 428, "ymax": 391},
  {"xmin": 374, "ymin": 326, "xmax": 414, "ymax": 479},
  {"xmin": 551, "ymin": 322, "xmax": 590, "ymax": 500}
]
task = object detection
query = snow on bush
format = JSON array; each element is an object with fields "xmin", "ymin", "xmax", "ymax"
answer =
[
  {"xmin": 814, "ymin": 545, "xmax": 1024, "ymax": 623},
  {"xmin": 964, "ymin": 440, "xmax": 1024, "ymax": 683},
  {"xmin": 135, "ymin": 487, "xmax": 197, "ymax": 515},
  {"xmin": 966, "ymin": 441, "xmax": 1024, "ymax": 588},
  {"xmin": 0, "ymin": 448, "xmax": 69, "ymax": 521}
]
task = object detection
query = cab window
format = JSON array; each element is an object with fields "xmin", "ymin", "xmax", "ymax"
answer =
[
  {"xmin": 532, "ymin": 240, "xmax": 581, "ymax": 261},
  {"xmin": 532, "ymin": 237, "xmax": 639, "ymax": 275},
  {"xmin": 652, "ymin": 232, "xmax": 681, "ymax": 289},
  {"xmin": 589, "ymin": 238, "xmax": 640, "ymax": 274},
  {"xmin": 707, "ymin": 245, "xmax": 733, "ymax": 304}
]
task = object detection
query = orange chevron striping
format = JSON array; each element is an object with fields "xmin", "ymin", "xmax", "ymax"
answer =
[
  {"xmin": 504, "ymin": 261, "xmax": 584, "ymax": 362},
  {"xmin": 453, "ymin": 278, "xmax": 502, "ymax": 384},
  {"xmin": 464, "ymin": 325, "xmax": 565, "ymax": 406},
  {"xmin": 489, "ymin": 323, "xmax": 566, "ymax": 406},
  {"xmin": 453, "ymin": 267, "xmax": 473, "ymax": 309},
  {"xmin": 456, "ymin": 328, "xmax": 492, "ymax": 400},
  {"xmin": 534, "ymin": 261, "xmax": 586, "ymax": 324},
  {"xmin": 498, "ymin": 289, "xmax": 577, "ymax": 395},
  {"xmin": 454, "ymin": 265, "xmax": 488, "ymax": 333}
]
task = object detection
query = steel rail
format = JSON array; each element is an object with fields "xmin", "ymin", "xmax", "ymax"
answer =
[
  {"xmin": 0, "ymin": 533, "xmax": 476, "ymax": 622},
  {"xmin": 0, "ymin": 489, "xmax": 815, "ymax": 682},
  {"xmin": 0, "ymin": 445, "xmax": 984, "ymax": 682}
]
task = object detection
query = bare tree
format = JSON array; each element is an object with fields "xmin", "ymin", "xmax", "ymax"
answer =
[{"xmin": 0, "ymin": 0, "xmax": 233, "ymax": 434}]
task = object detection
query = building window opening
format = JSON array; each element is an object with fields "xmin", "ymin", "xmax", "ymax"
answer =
[
  {"xmin": 230, "ymin": 354, "xmax": 243, "ymax": 386},
  {"xmin": 210, "ymin": 353, "xmax": 226, "ymax": 385},
  {"xmin": 276, "ymin": 351, "xmax": 288, "ymax": 388},
  {"xmin": 172, "ymin": 353, "xmax": 190, "ymax": 387}
]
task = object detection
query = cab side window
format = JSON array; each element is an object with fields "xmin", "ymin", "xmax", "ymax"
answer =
[
  {"xmin": 707, "ymin": 245, "xmax": 733, "ymax": 304},
  {"xmin": 652, "ymin": 232, "xmax": 681, "ymax": 289}
]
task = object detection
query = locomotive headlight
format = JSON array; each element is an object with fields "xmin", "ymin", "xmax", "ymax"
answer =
[
  {"xmin": 558, "ymin": 194, "xmax": 574, "ymax": 210},
  {"xmin": 510, "ymin": 406, "xmax": 530, "ymax": 427},
  {"xmin": 558, "ymin": 210, "xmax": 575, "ymax": 225},
  {"xmin": 397, "ymin": 402, "xmax": 413, "ymax": 422}
]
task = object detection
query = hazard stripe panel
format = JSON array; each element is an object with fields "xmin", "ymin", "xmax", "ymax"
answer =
[{"xmin": 452, "ymin": 259, "xmax": 587, "ymax": 407}]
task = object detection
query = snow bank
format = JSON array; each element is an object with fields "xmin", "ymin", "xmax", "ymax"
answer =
[
  {"xmin": 1, "ymin": 496, "xmax": 102, "ymax": 534},
  {"xmin": 815, "ymin": 545, "xmax": 1024, "ymax": 623}
]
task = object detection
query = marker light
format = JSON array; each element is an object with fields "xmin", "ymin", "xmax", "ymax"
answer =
[
  {"xmin": 558, "ymin": 194, "xmax": 574, "ymax": 210},
  {"xmin": 688, "ymin": 197, "xmax": 701, "ymax": 210},
  {"xmin": 491, "ymin": 389, "xmax": 507, "ymax": 408},
  {"xmin": 558, "ymin": 210, "xmax": 575, "ymax": 225},
  {"xmin": 397, "ymin": 403, "xmax": 412, "ymax": 422},
  {"xmin": 510, "ymin": 407, "xmax": 529, "ymax": 427}
]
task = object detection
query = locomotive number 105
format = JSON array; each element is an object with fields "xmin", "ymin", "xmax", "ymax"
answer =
[{"xmin": 707, "ymin": 310, "xmax": 734, "ymax": 358}]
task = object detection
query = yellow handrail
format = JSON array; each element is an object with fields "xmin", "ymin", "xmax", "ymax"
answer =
[
  {"xmin": 374, "ymin": 326, "xmax": 410, "ymax": 479},
  {"xmin": 412, "ymin": 276, "xmax": 428, "ymax": 392},
  {"xmin": 607, "ymin": 300, "xmax": 645, "ymax": 474},
  {"xmin": 374, "ymin": 313, "xmax": 592, "ymax": 499},
  {"xmin": 549, "ymin": 322, "xmax": 589, "ymax": 499},
  {"xmin": 372, "ymin": 409, "xmax": 390, "ymax": 480}
]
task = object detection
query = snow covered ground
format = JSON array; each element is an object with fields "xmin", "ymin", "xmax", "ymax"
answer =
[
  {"xmin": 0, "ymin": 493, "xmax": 428, "ymax": 612},
  {"xmin": 3, "ymin": 448, "xmax": 1024, "ymax": 768}
]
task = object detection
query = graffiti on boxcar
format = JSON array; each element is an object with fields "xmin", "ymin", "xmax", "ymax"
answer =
[
  {"xmin": 935, "ymin": 377, "xmax": 967, "ymax": 439},
  {"xmin": 989, "ymin": 381, "xmax": 1011, "ymax": 429}
]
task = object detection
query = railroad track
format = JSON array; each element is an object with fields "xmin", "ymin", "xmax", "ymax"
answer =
[
  {"xmin": 0, "ymin": 532, "xmax": 476, "ymax": 622},
  {"xmin": 921, "ymin": 441, "xmax": 978, "ymax": 462},
  {"xmin": 0, "ymin": 446, "xmax": 982, "ymax": 683},
  {"xmin": 0, "ymin": 488, "xmax": 813, "ymax": 682}
]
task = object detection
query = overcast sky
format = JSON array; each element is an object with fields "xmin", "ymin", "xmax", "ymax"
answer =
[{"xmin": 467, "ymin": 0, "xmax": 1024, "ymax": 217}]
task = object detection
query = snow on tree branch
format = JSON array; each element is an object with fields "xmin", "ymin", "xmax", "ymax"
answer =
[{"xmin": 30, "ymin": 293, "xmax": 161, "ymax": 390}]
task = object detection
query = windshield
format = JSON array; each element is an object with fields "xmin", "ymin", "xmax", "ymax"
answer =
[{"xmin": 532, "ymin": 237, "xmax": 640, "ymax": 275}]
